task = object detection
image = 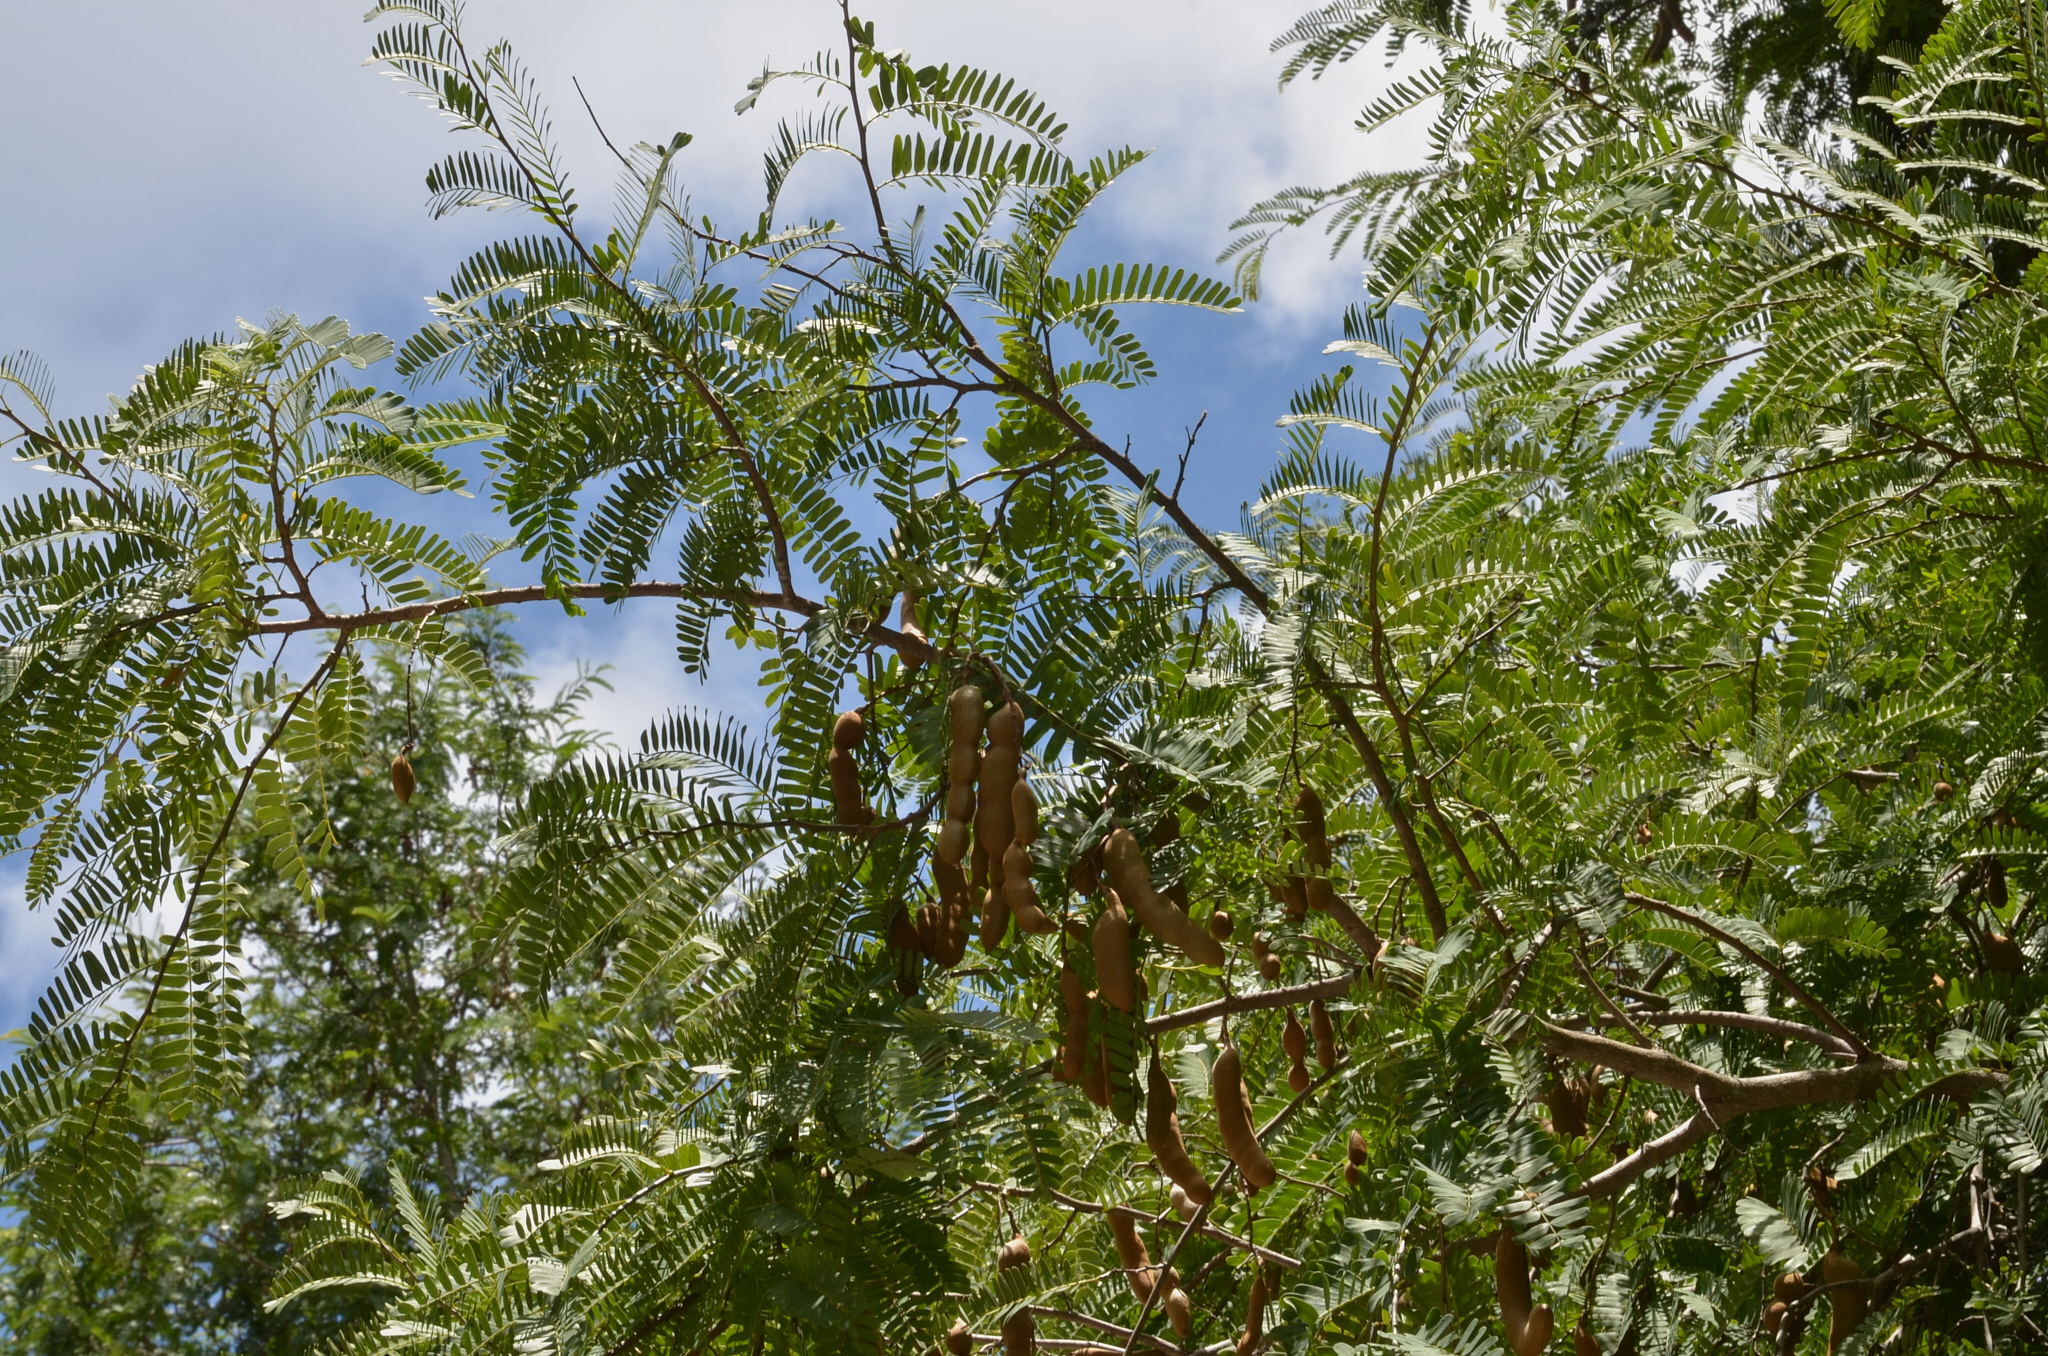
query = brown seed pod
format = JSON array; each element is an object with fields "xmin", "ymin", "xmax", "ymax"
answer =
[
  {"xmin": 1003, "ymin": 841, "xmax": 1057, "ymax": 934},
  {"xmin": 1061, "ymin": 966, "xmax": 1089, "ymax": 1082},
  {"xmin": 898, "ymin": 593, "xmax": 927, "ymax": 671},
  {"xmin": 977, "ymin": 703, "xmax": 1024, "ymax": 863},
  {"xmin": 1296, "ymin": 785, "xmax": 1332, "ymax": 868},
  {"xmin": 1283, "ymin": 1010, "xmax": 1309, "ymax": 1064},
  {"xmin": 1094, "ymin": 891, "xmax": 1136, "ymax": 1012},
  {"xmin": 1773, "ymin": 1272, "xmax": 1809, "ymax": 1306},
  {"xmin": 1249, "ymin": 934, "xmax": 1282, "ymax": 982},
  {"xmin": 1309, "ymin": 999, "xmax": 1337, "ymax": 1070},
  {"xmin": 977, "ymin": 846, "xmax": 1009, "ymax": 950},
  {"xmin": 1208, "ymin": 909, "xmax": 1234, "ymax": 941},
  {"xmin": 1304, "ymin": 876, "xmax": 1337, "ymax": 915},
  {"xmin": 997, "ymin": 1234, "xmax": 1032, "ymax": 1271},
  {"xmin": 1349, "ymin": 1129, "xmax": 1369, "ymax": 1165},
  {"xmin": 940, "ymin": 686, "xmax": 984, "ymax": 866},
  {"xmin": 1984, "ymin": 931, "xmax": 2026, "ymax": 975},
  {"xmin": 829, "ymin": 747, "xmax": 870, "ymax": 827},
  {"xmin": 1212, "ymin": 1043, "xmax": 1278, "ymax": 1190},
  {"xmin": 930, "ymin": 859, "xmax": 971, "ymax": 967},
  {"xmin": 1164, "ymin": 1287, "xmax": 1193, "ymax": 1340},
  {"xmin": 1762, "ymin": 1302, "xmax": 1788, "ymax": 1336},
  {"xmin": 1933, "ymin": 779, "xmax": 1955, "ymax": 801},
  {"xmin": 1495, "ymin": 1230, "xmax": 1554, "ymax": 1356},
  {"xmin": 1147, "ymin": 1051, "xmax": 1214, "ymax": 1206},
  {"xmin": 1169, "ymin": 1184, "xmax": 1199, "ymax": 1220},
  {"xmin": 888, "ymin": 907, "xmax": 921, "ymax": 953},
  {"xmin": 1547, "ymin": 1075, "xmax": 1591, "ymax": 1139},
  {"xmin": 1237, "ymin": 1267, "xmax": 1267, "ymax": 1356},
  {"xmin": 390, "ymin": 752, "xmax": 416, "ymax": 804},
  {"xmin": 946, "ymin": 1318, "xmax": 972, "ymax": 1355},
  {"xmin": 1012, "ymin": 776, "xmax": 1040, "ymax": 848},
  {"xmin": 1574, "ymin": 1319, "xmax": 1601, "ymax": 1356},
  {"xmin": 1343, "ymin": 1162, "xmax": 1362, "ymax": 1188},
  {"xmin": 1001, "ymin": 1309, "xmax": 1034, "ymax": 1356},
  {"xmin": 1108, "ymin": 1212, "xmax": 1156, "ymax": 1300},
  {"xmin": 1822, "ymin": 1252, "xmax": 1866, "ymax": 1355},
  {"xmin": 833, "ymin": 710, "xmax": 866, "ymax": 751},
  {"xmin": 1105, "ymin": 828, "xmax": 1225, "ymax": 967},
  {"xmin": 1272, "ymin": 877, "xmax": 1308, "ymax": 921}
]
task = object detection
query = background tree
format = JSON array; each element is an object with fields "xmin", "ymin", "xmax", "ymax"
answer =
[{"xmin": 0, "ymin": 622, "xmax": 610, "ymax": 1354}]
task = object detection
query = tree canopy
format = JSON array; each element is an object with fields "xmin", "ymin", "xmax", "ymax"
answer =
[{"xmin": 5, "ymin": 0, "xmax": 2048, "ymax": 1352}]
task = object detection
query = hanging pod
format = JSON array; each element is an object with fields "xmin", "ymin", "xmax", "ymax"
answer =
[
  {"xmin": 829, "ymin": 710, "xmax": 872, "ymax": 827},
  {"xmin": 1105, "ymin": 827, "xmax": 1223, "ymax": 966},
  {"xmin": 1147, "ymin": 1050, "xmax": 1214, "ymax": 1205},
  {"xmin": 1822, "ymin": 1251, "xmax": 1866, "ymax": 1355},
  {"xmin": 939, "ymin": 686, "xmax": 982, "ymax": 865},
  {"xmin": 1108, "ymin": 1212, "xmax": 1170, "ymax": 1301},
  {"xmin": 1093, "ymin": 891, "xmax": 1136, "ymax": 1012},
  {"xmin": 1212, "ymin": 1043, "xmax": 1278, "ymax": 1189},
  {"xmin": 897, "ymin": 592, "xmax": 927, "ymax": 670},
  {"xmin": 1309, "ymin": 998, "xmax": 1337, "ymax": 1069},
  {"xmin": 390, "ymin": 751, "xmax": 416, "ymax": 804},
  {"xmin": 1494, "ymin": 1229, "xmax": 1554, "ymax": 1356},
  {"xmin": 1237, "ymin": 1266, "xmax": 1268, "ymax": 1356}
]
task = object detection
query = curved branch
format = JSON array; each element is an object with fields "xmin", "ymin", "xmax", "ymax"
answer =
[
  {"xmin": 1145, "ymin": 971, "xmax": 1357, "ymax": 1036},
  {"xmin": 1615, "ymin": 1008, "xmax": 1853, "ymax": 1058}
]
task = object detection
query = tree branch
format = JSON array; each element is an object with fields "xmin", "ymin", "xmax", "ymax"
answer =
[{"xmin": 1145, "ymin": 971, "xmax": 1357, "ymax": 1036}]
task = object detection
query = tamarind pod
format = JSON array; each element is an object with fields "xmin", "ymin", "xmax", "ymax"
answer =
[
  {"xmin": 1985, "ymin": 931, "xmax": 2025, "ymax": 975},
  {"xmin": 1304, "ymin": 877, "xmax": 1337, "ymax": 914},
  {"xmin": 1237, "ymin": 1267, "xmax": 1266, "ymax": 1356},
  {"xmin": 1094, "ymin": 891, "xmax": 1136, "ymax": 1012},
  {"xmin": 1762, "ymin": 1302, "xmax": 1787, "ymax": 1336},
  {"xmin": 1258, "ymin": 953, "xmax": 1282, "ymax": 982},
  {"xmin": 1574, "ymin": 1319, "xmax": 1601, "ymax": 1356},
  {"xmin": 945, "ymin": 1319, "xmax": 971, "ymax": 1355},
  {"xmin": 1001, "ymin": 1310, "xmax": 1034, "ymax": 1356},
  {"xmin": 897, "ymin": 593, "xmax": 927, "ymax": 669},
  {"xmin": 829, "ymin": 748, "xmax": 868, "ymax": 826},
  {"xmin": 1105, "ymin": 828, "xmax": 1225, "ymax": 967},
  {"xmin": 1273, "ymin": 877, "xmax": 1307, "ymax": 921},
  {"xmin": 1547, "ymin": 1078, "xmax": 1590, "ymax": 1138},
  {"xmin": 1165, "ymin": 1288, "xmax": 1193, "ymax": 1340},
  {"xmin": 1212, "ymin": 1044, "xmax": 1278, "ymax": 1189},
  {"xmin": 997, "ymin": 1234, "xmax": 1032, "ymax": 1270},
  {"xmin": 931, "ymin": 859, "xmax": 971, "ymax": 967},
  {"xmin": 1283, "ymin": 1010, "xmax": 1308, "ymax": 1064},
  {"xmin": 1109, "ymin": 1212, "xmax": 1153, "ymax": 1299},
  {"xmin": 1287, "ymin": 1063, "xmax": 1311, "ymax": 1093},
  {"xmin": 977, "ymin": 846, "xmax": 1009, "ymax": 949},
  {"xmin": 1004, "ymin": 842, "xmax": 1056, "ymax": 933},
  {"xmin": 1164, "ymin": 881, "xmax": 1190, "ymax": 913},
  {"xmin": 1063, "ymin": 918, "xmax": 1089, "ymax": 946},
  {"xmin": 1061, "ymin": 968, "xmax": 1089, "ymax": 1082},
  {"xmin": 915, "ymin": 902, "xmax": 939, "ymax": 958},
  {"xmin": 949, "ymin": 738, "xmax": 981, "ymax": 788},
  {"xmin": 889, "ymin": 907, "xmax": 921, "ymax": 953},
  {"xmin": 1169, "ymin": 1184, "xmax": 1198, "ymax": 1220},
  {"xmin": 1822, "ymin": 1252, "xmax": 1865, "ymax": 1355},
  {"xmin": 1348, "ymin": 1129, "xmax": 1369, "ymax": 1165},
  {"xmin": 949, "ymin": 686, "xmax": 986, "ymax": 742},
  {"xmin": 390, "ymin": 753, "xmax": 416, "ymax": 804},
  {"xmin": 1208, "ymin": 909, "xmax": 1234, "ymax": 941},
  {"xmin": 978, "ymin": 740, "xmax": 1020, "ymax": 856},
  {"xmin": 1310, "ymin": 999, "xmax": 1337, "ymax": 1070},
  {"xmin": 939, "ymin": 818, "xmax": 972, "ymax": 867},
  {"xmin": 1772, "ymin": 1272, "xmax": 1808, "ymax": 1305},
  {"xmin": 1495, "ymin": 1230, "xmax": 1554, "ymax": 1356},
  {"xmin": 1296, "ymin": 785, "xmax": 1331, "ymax": 868},
  {"xmin": 1343, "ymin": 1162, "xmax": 1361, "ymax": 1188},
  {"xmin": 987, "ymin": 700, "xmax": 1023, "ymax": 746},
  {"xmin": 1012, "ymin": 777, "xmax": 1040, "ymax": 847},
  {"xmin": 1147, "ymin": 1051, "xmax": 1214, "ymax": 1205},
  {"xmin": 833, "ymin": 710, "xmax": 866, "ymax": 751},
  {"xmin": 946, "ymin": 779, "xmax": 976, "ymax": 821},
  {"xmin": 1081, "ymin": 1022, "xmax": 1111, "ymax": 1107}
]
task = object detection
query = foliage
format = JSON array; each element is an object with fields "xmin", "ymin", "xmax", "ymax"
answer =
[
  {"xmin": 7, "ymin": 0, "xmax": 2048, "ymax": 1352},
  {"xmin": 0, "ymin": 625, "xmax": 608, "ymax": 1353}
]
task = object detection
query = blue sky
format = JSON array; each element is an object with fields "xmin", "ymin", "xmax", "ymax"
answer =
[{"xmin": 0, "ymin": 0, "xmax": 1429, "ymax": 1026}]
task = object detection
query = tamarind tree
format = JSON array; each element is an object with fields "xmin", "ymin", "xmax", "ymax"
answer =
[{"xmin": 4, "ymin": 0, "xmax": 2048, "ymax": 1351}]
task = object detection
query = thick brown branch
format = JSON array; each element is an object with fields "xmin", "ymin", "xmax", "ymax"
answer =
[
  {"xmin": 1021, "ymin": 1309, "xmax": 1184, "ymax": 1356},
  {"xmin": 1616, "ymin": 1009, "xmax": 1853, "ymax": 1058},
  {"xmin": 1144, "ymin": 971, "xmax": 1357, "ymax": 1036},
  {"xmin": 1582, "ymin": 1110, "xmax": 1716, "ymax": 1198}
]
